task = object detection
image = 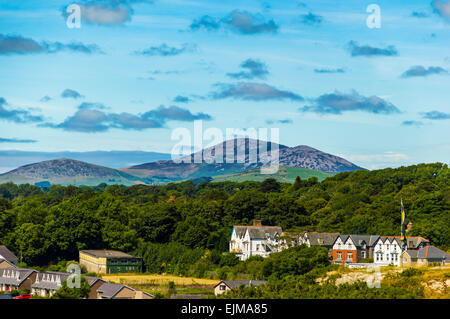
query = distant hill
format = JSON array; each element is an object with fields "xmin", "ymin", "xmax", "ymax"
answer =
[
  {"xmin": 0, "ymin": 158, "xmax": 146, "ymax": 186},
  {"xmin": 120, "ymin": 138, "xmax": 364, "ymax": 181},
  {"xmin": 0, "ymin": 150, "xmax": 171, "ymax": 173}
]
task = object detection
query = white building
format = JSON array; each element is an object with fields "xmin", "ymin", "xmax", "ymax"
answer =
[
  {"xmin": 373, "ymin": 236, "xmax": 430, "ymax": 266},
  {"xmin": 229, "ymin": 221, "xmax": 283, "ymax": 261}
]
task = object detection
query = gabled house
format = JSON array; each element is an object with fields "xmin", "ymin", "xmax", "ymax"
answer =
[
  {"xmin": 299, "ymin": 232, "xmax": 340, "ymax": 256},
  {"xmin": 0, "ymin": 245, "xmax": 18, "ymax": 266},
  {"xmin": 214, "ymin": 280, "xmax": 267, "ymax": 296},
  {"xmin": 402, "ymin": 245, "xmax": 450, "ymax": 266},
  {"xmin": 229, "ymin": 220, "xmax": 283, "ymax": 261},
  {"xmin": 373, "ymin": 236, "xmax": 430, "ymax": 266},
  {"xmin": 0, "ymin": 268, "xmax": 37, "ymax": 292},
  {"xmin": 332, "ymin": 235, "xmax": 379, "ymax": 265}
]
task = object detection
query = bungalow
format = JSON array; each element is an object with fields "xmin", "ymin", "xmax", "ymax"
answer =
[
  {"xmin": 402, "ymin": 245, "xmax": 450, "ymax": 266},
  {"xmin": 214, "ymin": 280, "xmax": 267, "ymax": 296},
  {"xmin": 0, "ymin": 245, "xmax": 18, "ymax": 266},
  {"xmin": 0, "ymin": 268, "xmax": 37, "ymax": 292},
  {"xmin": 332, "ymin": 235, "xmax": 379, "ymax": 265},
  {"xmin": 229, "ymin": 220, "xmax": 283, "ymax": 261}
]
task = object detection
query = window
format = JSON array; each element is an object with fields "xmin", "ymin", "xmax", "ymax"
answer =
[
  {"xmin": 220, "ymin": 285, "xmax": 226, "ymax": 291},
  {"xmin": 347, "ymin": 252, "xmax": 353, "ymax": 260},
  {"xmin": 336, "ymin": 252, "xmax": 342, "ymax": 259},
  {"xmin": 361, "ymin": 251, "xmax": 366, "ymax": 259}
]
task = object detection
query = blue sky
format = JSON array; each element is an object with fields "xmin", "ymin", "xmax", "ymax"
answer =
[{"xmin": 0, "ymin": 0, "xmax": 449, "ymax": 170}]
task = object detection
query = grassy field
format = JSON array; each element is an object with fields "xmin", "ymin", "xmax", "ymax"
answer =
[
  {"xmin": 212, "ymin": 166, "xmax": 334, "ymax": 183},
  {"xmin": 102, "ymin": 273, "xmax": 219, "ymax": 286}
]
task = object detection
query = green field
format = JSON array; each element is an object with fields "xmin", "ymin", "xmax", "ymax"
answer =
[{"xmin": 211, "ymin": 166, "xmax": 334, "ymax": 183}]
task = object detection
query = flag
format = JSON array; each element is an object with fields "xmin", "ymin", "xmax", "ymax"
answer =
[{"xmin": 400, "ymin": 199, "xmax": 407, "ymax": 242}]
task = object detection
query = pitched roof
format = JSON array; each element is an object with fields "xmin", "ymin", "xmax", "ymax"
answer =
[
  {"xmin": 380, "ymin": 236, "xmax": 429, "ymax": 249},
  {"xmin": 32, "ymin": 272, "xmax": 67, "ymax": 290},
  {"xmin": 417, "ymin": 246, "xmax": 450, "ymax": 260},
  {"xmin": 215, "ymin": 280, "xmax": 267, "ymax": 289},
  {"xmin": 0, "ymin": 245, "xmax": 18, "ymax": 262},
  {"xmin": 0, "ymin": 268, "xmax": 36, "ymax": 286},
  {"xmin": 97, "ymin": 282, "xmax": 134, "ymax": 298},
  {"xmin": 349, "ymin": 235, "xmax": 380, "ymax": 247},
  {"xmin": 80, "ymin": 250, "xmax": 139, "ymax": 259},
  {"xmin": 233, "ymin": 225, "xmax": 282, "ymax": 240},
  {"xmin": 306, "ymin": 232, "xmax": 340, "ymax": 246},
  {"xmin": 33, "ymin": 271, "xmax": 104, "ymax": 289}
]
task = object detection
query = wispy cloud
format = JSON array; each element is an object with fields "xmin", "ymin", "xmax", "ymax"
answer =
[
  {"xmin": 40, "ymin": 105, "xmax": 212, "ymax": 132},
  {"xmin": 402, "ymin": 120, "xmax": 424, "ymax": 126},
  {"xmin": 211, "ymin": 82, "xmax": 303, "ymax": 101},
  {"xmin": 314, "ymin": 68, "xmax": 345, "ymax": 74},
  {"xmin": 421, "ymin": 110, "xmax": 450, "ymax": 120},
  {"xmin": 299, "ymin": 90, "xmax": 401, "ymax": 115},
  {"xmin": 266, "ymin": 119, "xmax": 293, "ymax": 125},
  {"xmin": 190, "ymin": 10, "xmax": 279, "ymax": 34},
  {"xmin": 40, "ymin": 96, "xmax": 52, "ymax": 102},
  {"xmin": 0, "ymin": 34, "xmax": 103, "ymax": 55},
  {"xmin": 173, "ymin": 95, "xmax": 191, "ymax": 103},
  {"xmin": 299, "ymin": 12, "xmax": 323, "ymax": 25},
  {"xmin": 0, "ymin": 137, "xmax": 37, "ymax": 143},
  {"xmin": 135, "ymin": 43, "xmax": 196, "ymax": 56},
  {"xmin": 0, "ymin": 97, "xmax": 44, "ymax": 123},
  {"xmin": 61, "ymin": 89, "xmax": 84, "ymax": 99},
  {"xmin": 227, "ymin": 59, "xmax": 269, "ymax": 79},
  {"xmin": 401, "ymin": 65, "xmax": 447, "ymax": 78},
  {"xmin": 347, "ymin": 41, "xmax": 398, "ymax": 57},
  {"xmin": 411, "ymin": 11, "xmax": 429, "ymax": 18}
]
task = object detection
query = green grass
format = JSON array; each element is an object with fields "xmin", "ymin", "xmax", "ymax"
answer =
[{"xmin": 211, "ymin": 166, "xmax": 334, "ymax": 183}]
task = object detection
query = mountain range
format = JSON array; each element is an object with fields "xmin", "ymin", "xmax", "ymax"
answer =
[{"xmin": 0, "ymin": 139, "xmax": 365, "ymax": 186}]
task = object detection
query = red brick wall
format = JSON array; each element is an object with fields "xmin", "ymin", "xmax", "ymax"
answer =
[{"xmin": 332, "ymin": 249, "xmax": 357, "ymax": 264}]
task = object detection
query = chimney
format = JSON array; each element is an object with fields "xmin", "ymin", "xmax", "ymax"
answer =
[{"xmin": 253, "ymin": 220, "xmax": 262, "ymax": 227}]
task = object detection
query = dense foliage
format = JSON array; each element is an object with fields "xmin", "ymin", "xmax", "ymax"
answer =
[{"xmin": 0, "ymin": 163, "xmax": 448, "ymax": 271}]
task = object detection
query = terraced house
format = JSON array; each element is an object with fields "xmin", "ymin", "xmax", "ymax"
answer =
[
  {"xmin": 332, "ymin": 235, "xmax": 380, "ymax": 265},
  {"xmin": 79, "ymin": 250, "xmax": 142, "ymax": 274},
  {"xmin": 31, "ymin": 271, "xmax": 105, "ymax": 298},
  {"xmin": 0, "ymin": 268, "xmax": 37, "ymax": 292}
]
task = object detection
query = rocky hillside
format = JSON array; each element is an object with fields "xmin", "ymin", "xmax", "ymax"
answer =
[{"xmin": 121, "ymin": 138, "xmax": 364, "ymax": 180}]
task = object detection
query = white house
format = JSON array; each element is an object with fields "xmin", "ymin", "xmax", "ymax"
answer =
[
  {"xmin": 229, "ymin": 221, "xmax": 283, "ymax": 261},
  {"xmin": 373, "ymin": 236, "xmax": 430, "ymax": 267}
]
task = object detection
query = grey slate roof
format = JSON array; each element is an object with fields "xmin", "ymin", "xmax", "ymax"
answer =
[
  {"xmin": 407, "ymin": 246, "xmax": 450, "ymax": 261},
  {"xmin": 97, "ymin": 282, "xmax": 134, "ymax": 298},
  {"xmin": 0, "ymin": 245, "xmax": 18, "ymax": 262},
  {"xmin": 216, "ymin": 280, "xmax": 267, "ymax": 289},
  {"xmin": 306, "ymin": 232, "xmax": 340, "ymax": 247},
  {"xmin": 80, "ymin": 250, "xmax": 139, "ymax": 259},
  {"xmin": 0, "ymin": 268, "xmax": 36, "ymax": 286},
  {"xmin": 32, "ymin": 271, "xmax": 104, "ymax": 290},
  {"xmin": 349, "ymin": 235, "xmax": 380, "ymax": 247},
  {"xmin": 233, "ymin": 226, "xmax": 282, "ymax": 240},
  {"xmin": 380, "ymin": 236, "xmax": 429, "ymax": 249}
]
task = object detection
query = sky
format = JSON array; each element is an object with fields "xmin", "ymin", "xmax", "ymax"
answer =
[{"xmin": 0, "ymin": 0, "xmax": 449, "ymax": 171}]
